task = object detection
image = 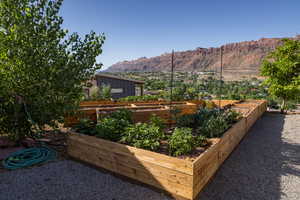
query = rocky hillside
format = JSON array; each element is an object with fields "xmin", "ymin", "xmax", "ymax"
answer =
[{"xmin": 107, "ymin": 35, "xmax": 300, "ymax": 78}]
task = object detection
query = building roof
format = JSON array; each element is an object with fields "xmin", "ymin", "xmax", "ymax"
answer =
[{"xmin": 95, "ymin": 73, "xmax": 145, "ymax": 84}]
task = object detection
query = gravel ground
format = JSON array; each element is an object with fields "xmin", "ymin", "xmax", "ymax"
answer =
[{"xmin": 1, "ymin": 113, "xmax": 299, "ymax": 200}]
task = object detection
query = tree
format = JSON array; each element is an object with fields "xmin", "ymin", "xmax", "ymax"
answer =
[
  {"xmin": 0, "ymin": 0, "xmax": 105, "ymax": 140},
  {"xmin": 261, "ymin": 39, "xmax": 300, "ymax": 113}
]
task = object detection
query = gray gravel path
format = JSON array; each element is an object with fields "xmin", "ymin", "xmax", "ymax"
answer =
[{"xmin": 1, "ymin": 113, "xmax": 299, "ymax": 200}]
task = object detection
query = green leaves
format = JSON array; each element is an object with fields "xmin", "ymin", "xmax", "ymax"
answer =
[
  {"xmin": 0, "ymin": 0, "xmax": 105, "ymax": 140},
  {"xmin": 95, "ymin": 109, "xmax": 133, "ymax": 141},
  {"xmin": 260, "ymin": 39, "xmax": 300, "ymax": 112},
  {"xmin": 168, "ymin": 127, "xmax": 207, "ymax": 156},
  {"xmin": 121, "ymin": 122, "xmax": 164, "ymax": 151},
  {"xmin": 196, "ymin": 109, "xmax": 240, "ymax": 138}
]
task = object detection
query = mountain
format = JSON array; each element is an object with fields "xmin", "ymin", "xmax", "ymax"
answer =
[{"xmin": 106, "ymin": 35, "xmax": 300, "ymax": 78}]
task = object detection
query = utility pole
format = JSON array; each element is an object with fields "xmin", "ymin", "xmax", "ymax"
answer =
[
  {"xmin": 170, "ymin": 50, "xmax": 175, "ymax": 104},
  {"xmin": 218, "ymin": 46, "xmax": 223, "ymax": 108}
]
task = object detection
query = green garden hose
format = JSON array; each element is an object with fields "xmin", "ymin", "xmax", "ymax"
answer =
[{"xmin": 2, "ymin": 146, "xmax": 57, "ymax": 170}]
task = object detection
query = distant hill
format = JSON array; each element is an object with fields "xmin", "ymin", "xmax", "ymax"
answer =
[{"xmin": 106, "ymin": 35, "xmax": 300, "ymax": 78}]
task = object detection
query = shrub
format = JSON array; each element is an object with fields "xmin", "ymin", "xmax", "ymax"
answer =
[
  {"xmin": 168, "ymin": 128, "xmax": 196, "ymax": 156},
  {"xmin": 121, "ymin": 123, "xmax": 164, "ymax": 151}
]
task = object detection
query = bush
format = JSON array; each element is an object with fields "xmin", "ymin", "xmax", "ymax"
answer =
[
  {"xmin": 120, "ymin": 123, "xmax": 164, "ymax": 151},
  {"xmin": 168, "ymin": 128, "xmax": 196, "ymax": 156}
]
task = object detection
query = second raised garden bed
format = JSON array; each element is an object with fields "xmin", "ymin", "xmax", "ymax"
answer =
[{"xmin": 67, "ymin": 100, "xmax": 267, "ymax": 200}]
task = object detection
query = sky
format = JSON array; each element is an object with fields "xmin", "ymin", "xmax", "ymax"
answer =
[{"xmin": 60, "ymin": 0, "xmax": 300, "ymax": 70}]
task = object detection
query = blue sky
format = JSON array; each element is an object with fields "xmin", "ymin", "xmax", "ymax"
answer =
[{"xmin": 60, "ymin": 0, "xmax": 300, "ymax": 70}]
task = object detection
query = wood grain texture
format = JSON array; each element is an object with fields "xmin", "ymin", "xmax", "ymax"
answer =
[{"xmin": 67, "ymin": 100, "xmax": 267, "ymax": 200}]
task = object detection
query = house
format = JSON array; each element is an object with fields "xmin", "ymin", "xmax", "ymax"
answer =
[{"xmin": 85, "ymin": 73, "xmax": 145, "ymax": 99}]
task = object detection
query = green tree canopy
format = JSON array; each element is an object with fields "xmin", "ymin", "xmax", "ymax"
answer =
[
  {"xmin": 261, "ymin": 39, "xmax": 300, "ymax": 112},
  {"xmin": 0, "ymin": 0, "xmax": 105, "ymax": 139}
]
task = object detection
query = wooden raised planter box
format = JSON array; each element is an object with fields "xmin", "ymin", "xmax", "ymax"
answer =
[{"xmin": 67, "ymin": 100, "xmax": 267, "ymax": 200}]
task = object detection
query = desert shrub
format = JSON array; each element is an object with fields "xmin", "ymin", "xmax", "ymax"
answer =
[
  {"xmin": 168, "ymin": 128, "xmax": 196, "ymax": 156},
  {"xmin": 73, "ymin": 118, "xmax": 97, "ymax": 136},
  {"xmin": 121, "ymin": 123, "xmax": 164, "ymax": 151}
]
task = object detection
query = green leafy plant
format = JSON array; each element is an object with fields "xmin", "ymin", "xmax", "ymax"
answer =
[
  {"xmin": 176, "ymin": 114, "xmax": 197, "ymax": 128},
  {"xmin": 73, "ymin": 118, "xmax": 97, "ymax": 136},
  {"xmin": 119, "ymin": 95, "xmax": 161, "ymax": 102},
  {"xmin": 121, "ymin": 123, "xmax": 164, "ymax": 151},
  {"xmin": 261, "ymin": 39, "xmax": 300, "ymax": 113},
  {"xmin": 168, "ymin": 128, "xmax": 196, "ymax": 156},
  {"xmin": 149, "ymin": 114, "xmax": 165, "ymax": 131},
  {"xmin": 109, "ymin": 109, "xmax": 133, "ymax": 123},
  {"xmin": 198, "ymin": 114, "xmax": 229, "ymax": 138},
  {"xmin": 98, "ymin": 85, "xmax": 112, "ymax": 100},
  {"xmin": 223, "ymin": 109, "xmax": 242, "ymax": 125},
  {"xmin": 95, "ymin": 117, "xmax": 130, "ymax": 141},
  {"xmin": 0, "ymin": 0, "xmax": 105, "ymax": 140},
  {"xmin": 196, "ymin": 109, "xmax": 241, "ymax": 138},
  {"xmin": 95, "ymin": 109, "xmax": 132, "ymax": 141}
]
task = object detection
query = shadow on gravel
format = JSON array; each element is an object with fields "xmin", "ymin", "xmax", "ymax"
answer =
[{"xmin": 198, "ymin": 113, "xmax": 300, "ymax": 200}]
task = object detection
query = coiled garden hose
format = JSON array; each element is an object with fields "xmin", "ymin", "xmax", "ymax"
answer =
[{"xmin": 2, "ymin": 146, "xmax": 57, "ymax": 170}]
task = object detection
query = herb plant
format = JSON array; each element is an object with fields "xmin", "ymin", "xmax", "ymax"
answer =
[
  {"xmin": 121, "ymin": 123, "xmax": 164, "ymax": 151},
  {"xmin": 149, "ymin": 114, "xmax": 165, "ymax": 131},
  {"xmin": 168, "ymin": 128, "xmax": 195, "ymax": 156}
]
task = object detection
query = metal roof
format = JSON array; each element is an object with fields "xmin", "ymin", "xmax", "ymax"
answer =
[{"xmin": 95, "ymin": 73, "xmax": 145, "ymax": 84}]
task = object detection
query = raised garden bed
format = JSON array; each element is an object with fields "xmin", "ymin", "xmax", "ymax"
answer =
[
  {"xmin": 64, "ymin": 100, "xmax": 231, "ymax": 127},
  {"xmin": 67, "ymin": 100, "xmax": 267, "ymax": 200}
]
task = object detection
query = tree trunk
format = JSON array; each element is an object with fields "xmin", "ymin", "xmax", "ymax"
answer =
[{"xmin": 280, "ymin": 99, "xmax": 286, "ymax": 114}]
